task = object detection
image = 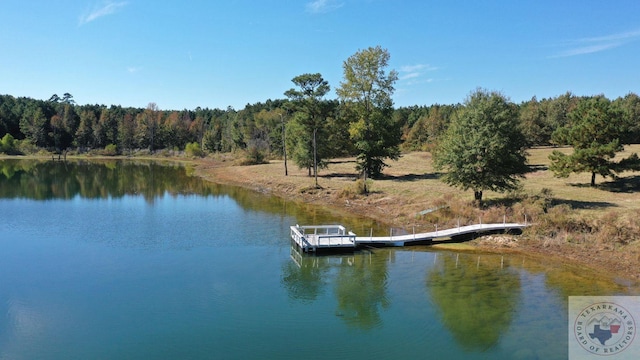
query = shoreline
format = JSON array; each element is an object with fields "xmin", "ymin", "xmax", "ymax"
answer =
[
  {"xmin": 3, "ymin": 153, "xmax": 639, "ymax": 284},
  {"xmin": 192, "ymin": 155, "xmax": 640, "ymax": 285}
]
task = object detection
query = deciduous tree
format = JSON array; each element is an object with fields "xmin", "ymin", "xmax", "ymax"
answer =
[
  {"xmin": 336, "ymin": 46, "xmax": 401, "ymax": 191},
  {"xmin": 136, "ymin": 103, "xmax": 162, "ymax": 151},
  {"xmin": 118, "ymin": 113, "xmax": 136, "ymax": 155},
  {"xmin": 433, "ymin": 89, "xmax": 528, "ymax": 205}
]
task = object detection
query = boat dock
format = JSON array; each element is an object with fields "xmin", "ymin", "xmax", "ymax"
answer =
[
  {"xmin": 290, "ymin": 222, "xmax": 527, "ymax": 252},
  {"xmin": 290, "ymin": 225, "xmax": 357, "ymax": 252}
]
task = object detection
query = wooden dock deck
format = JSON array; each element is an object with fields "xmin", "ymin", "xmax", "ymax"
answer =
[{"xmin": 291, "ymin": 222, "xmax": 527, "ymax": 252}]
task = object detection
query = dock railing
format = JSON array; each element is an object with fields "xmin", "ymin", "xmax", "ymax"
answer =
[
  {"xmin": 290, "ymin": 225, "xmax": 312, "ymax": 250},
  {"xmin": 290, "ymin": 225, "xmax": 356, "ymax": 251}
]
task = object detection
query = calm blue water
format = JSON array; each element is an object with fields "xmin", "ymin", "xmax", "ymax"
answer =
[{"xmin": 0, "ymin": 160, "xmax": 635, "ymax": 359}]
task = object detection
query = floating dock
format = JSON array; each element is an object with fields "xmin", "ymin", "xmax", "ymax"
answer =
[
  {"xmin": 290, "ymin": 222, "xmax": 527, "ymax": 252},
  {"xmin": 290, "ymin": 225, "xmax": 357, "ymax": 252}
]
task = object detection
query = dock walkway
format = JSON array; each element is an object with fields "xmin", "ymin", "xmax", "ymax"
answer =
[{"xmin": 290, "ymin": 222, "xmax": 527, "ymax": 252}]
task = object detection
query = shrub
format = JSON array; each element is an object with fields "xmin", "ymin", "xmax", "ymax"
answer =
[
  {"xmin": 0, "ymin": 133, "xmax": 18, "ymax": 155},
  {"xmin": 16, "ymin": 140, "xmax": 39, "ymax": 155},
  {"xmin": 355, "ymin": 179, "xmax": 373, "ymax": 194},
  {"xmin": 103, "ymin": 144, "xmax": 118, "ymax": 156},
  {"xmin": 338, "ymin": 179, "xmax": 373, "ymax": 199},
  {"xmin": 185, "ymin": 142, "xmax": 203, "ymax": 157},
  {"xmin": 239, "ymin": 144, "xmax": 268, "ymax": 165},
  {"xmin": 591, "ymin": 210, "xmax": 640, "ymax": 246}
]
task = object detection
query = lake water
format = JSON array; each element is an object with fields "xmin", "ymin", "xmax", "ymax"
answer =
[{"xmin": 0, "ymin": 159, "xmax": 636, "ymax": 359}]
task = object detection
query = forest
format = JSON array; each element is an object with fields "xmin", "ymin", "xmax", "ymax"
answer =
[{"xmin": 1, "ymin": 89, "xmax": 640, "ymax": 164}]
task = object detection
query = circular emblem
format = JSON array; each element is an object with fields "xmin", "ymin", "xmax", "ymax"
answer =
[{"xmin": 573, "ymin": 301, "xmax": 636, "ymax": 356}]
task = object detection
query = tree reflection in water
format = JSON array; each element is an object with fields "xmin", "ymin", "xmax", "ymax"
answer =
[
  {"xmin": 281, "ymin": 248, "xmax": 328, "ymax": 303},
  {"xmin": 0, "ymin": 159, "xmax": 208, "ymax": 201},
  {"xmin": 427, "ymin": 253, "xmax": 521, "ymax": 351},
  {"xmin": 282, "ymin": 248, "xmax": 390, "ymax": 330},
  {"xmin": 334, "ymin": 251, "xmax": 390, "ymax": 330},
  {"xmin": 0, "ymin": 159, "xmax": 384, "ymax": 231}
]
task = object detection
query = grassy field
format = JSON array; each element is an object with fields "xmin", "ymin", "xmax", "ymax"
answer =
[
  {"xmin": 200, "ymin": 145, "xmax": 640, "ymax": 221},
  {"xmin": 522, "ymin": 145, "xmax": 640, "ymax": 211}
]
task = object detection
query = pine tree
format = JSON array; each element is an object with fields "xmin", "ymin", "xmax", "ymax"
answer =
[{"xmin": 549, "ymin": 95, "xmax": 639, "ymax": 186}]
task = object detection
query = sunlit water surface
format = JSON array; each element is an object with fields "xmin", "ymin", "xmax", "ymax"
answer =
[{"xmin": 0, "ymin": 159, "xmax": 636, "ymax": 359}]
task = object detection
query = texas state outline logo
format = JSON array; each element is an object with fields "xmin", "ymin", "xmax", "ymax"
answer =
[{"xmin": 569, "ymin": 296, "xmax": 638, "ymax": 359}]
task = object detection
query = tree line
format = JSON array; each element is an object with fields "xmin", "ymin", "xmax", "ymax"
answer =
[
  {"xmin": 2, "ymin": 46, "xmax": 640, "ymax": 200},
  {"xmin": 3, "ymin": 88, "xmax": 638, "ymax": 158}
]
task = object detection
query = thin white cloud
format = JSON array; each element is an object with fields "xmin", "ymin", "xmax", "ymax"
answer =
[
  {"xmin": 551, "ymin": 28, "xmax": 640, "ymax": 58},
  {"xmin": 79, "ymin": 1, "xmax": 128, "ymax": 26},
  {"xmin": 581, "ymin": 29, "xmax": 640, "ymax": 43},
  {"xmin": 400, "ymin": 64, "xmax": 438, "ymax": 73},
  {"xmin": 399, "ymin": 64, "xmax": 438, "ymax": 82},
  {"xmin": 306, "ymin": 0, "xmax": 344, "ymax": 14},
  {"xmin": 553, "ymin": 43, "xmax": 623, "ymax": 58},
  {"xmin": 400, "ymin": 72, "xmax": 421, "ymax": 81},
  {"xmin": 127, "ymin": 66, "xmax": 141, "ymax": 74}
]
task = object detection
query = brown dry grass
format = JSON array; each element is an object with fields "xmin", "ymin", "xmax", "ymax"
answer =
[
  {"xmin": 523, "ymin": 145, "xmax": 640, "ymax": 212},
  {"xmin": 194, "ymin": 145, "xmax": 640, "ymax": 281},
  {"xmin": 196, "ymin": 145, "xmax": 640, "ymax": 221}
]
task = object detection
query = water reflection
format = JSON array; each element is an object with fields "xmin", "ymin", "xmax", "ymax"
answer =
[
  {"xmin": 0, "ymin": 159, "xmax": 209, "ymax": 201},
  {"xmin": 283, "ymin": 245, "xmax": 638, "ymax": 353},
  {"xmin": 0, "ymin": 159, "xmax": 384, "ymax": 234},
  {"xmin": 284, "ymin": 247, "xmax": 390, "ymax": 330},
  {"xmin": 3, "ymin": 159, "xmax": 638, "ymax": 359},
  {"xmin": 427, "ymin": 254, "xmax": 520, "ymax": 351},
  {"xmin": 281, "ymin": 248, "xmax": 327, "ymax": 303},
  {"xmin": 516, "ymin": 257, "xmax": 632, "ymax": 302},
  {"xmin": 334, "ymin": 251, "xmax": 389, "ymax": 330}
]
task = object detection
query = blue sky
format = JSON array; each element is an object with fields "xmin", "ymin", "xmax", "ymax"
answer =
[{"xmin": 1, "ymin": 0, "xmax": 639, "ymax": 110}]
